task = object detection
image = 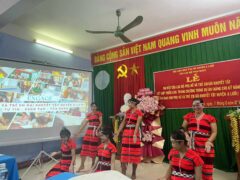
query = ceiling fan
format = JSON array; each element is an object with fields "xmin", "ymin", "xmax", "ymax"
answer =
[{"xmin": 85, "ymin": 9, "xmax": 143, "ymax": 43}]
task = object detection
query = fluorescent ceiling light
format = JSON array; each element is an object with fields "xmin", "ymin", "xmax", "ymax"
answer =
[{"xmin": 35, "ymin": 39, "xmax": 73, "ymax": 54}]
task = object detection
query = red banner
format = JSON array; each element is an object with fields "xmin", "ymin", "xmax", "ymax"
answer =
[
  {"xmin": 154, "ymin": 59, "xmax": 240, "ymax": 108},
  {"xmin": 92, "ymin": 13, "xmax": 240, "ymax": 66}
]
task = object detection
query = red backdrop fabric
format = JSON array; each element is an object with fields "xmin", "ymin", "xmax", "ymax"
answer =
[{"xmin": 113, "ymin": 56, "xmax": 145, "ymax": 114}]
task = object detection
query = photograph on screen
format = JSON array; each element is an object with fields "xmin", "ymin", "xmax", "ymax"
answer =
[
  {"xmin": 8, "ymin": 68, "xmax": 39, "ymax": 82},
  {"xmin": 0, "ymin": 112, "xmax": 16, "ymax": 130},
  {"xmin": 61, "ymin": 86, "xmax": 87, "ymax": 101},
  {"xmin": 8, "ymin": 112, "xmax": 54, "ymax": 129},
  {"xmin": 0, "ymin": 78, "xmax": 32, "ymax": 94},
  {"xmin": 0, "ymin": 92, "xmax": 16, "ymax": 102},
  {"xmin": 55, "ymin": 107, "xmax": 85, "ymax": 126},
  {"xmin": 0, "ymin": 67, "xmax": 16, "ymax": 82},
  {"xmin": 37, "ymin": 70, "xmax": 65, "ymax": 86}
]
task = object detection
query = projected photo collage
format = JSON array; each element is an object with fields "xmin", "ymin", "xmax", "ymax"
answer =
[{"xmin": 0, "ymin": 66, "xmax": 90, "ymax": 130}]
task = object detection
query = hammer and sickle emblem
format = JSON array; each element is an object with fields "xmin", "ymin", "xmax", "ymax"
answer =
[{"xmin": 117, "ymin": 64, "xmax": 128, "ymax": 79}]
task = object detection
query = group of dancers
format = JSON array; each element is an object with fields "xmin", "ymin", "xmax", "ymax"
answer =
[{"xmin": 46, "ymin": 98, "xmax": 217, "ymax": 180}]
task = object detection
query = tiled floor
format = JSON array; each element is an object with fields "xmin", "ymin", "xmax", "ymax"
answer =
[{"xmin": 19, "ymin": 156, "xmax": 237, "ymax": 180}]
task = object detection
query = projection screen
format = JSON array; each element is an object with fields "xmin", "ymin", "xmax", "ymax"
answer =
[{"xmin": 0, "ymin": 59, "xmax": 92, "ymax": 146}]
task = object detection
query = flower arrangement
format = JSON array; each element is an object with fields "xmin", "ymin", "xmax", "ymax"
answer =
[
  {"xmin": 227, "ymin": 109, "xmax": 240, "ymax": 153},
  {"xmin": 136, "ymin": 88, "xmax": 162, "ymax": 113},
  {"xmin": 137, "ymin": 96, "xmax": 159, "ymax": 113},
  {"xmin": 136, "ymin": 88, "xmax": 165, "ymax": 163}
]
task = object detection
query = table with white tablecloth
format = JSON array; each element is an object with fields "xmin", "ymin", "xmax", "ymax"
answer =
[{"xmin": 70, "ymin": 170, "xmax": 131, "ymax": 180}]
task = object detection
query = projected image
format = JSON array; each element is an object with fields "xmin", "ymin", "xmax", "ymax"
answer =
[
  {"xmin": 37, "ymin": 70, "xmax": 65, "ymax": 86},
  {"xmin": 0, "ymin": 67, "xmax": 15, "ymax": 82},
  {"xmin": 63, "ymin": 73, "xmax": 83, "ymax": 87},
  {"xmin": 29, "ymin": 83, "xmax": 61, "ymax": 96},
  {"xmin": 81, "ymin": 78, "xmax": 90, "ymax": 92},
  {"xmin": 29, "ymin": 83, "xmax": 44, "ymax": 95},
  {"xmin": 55, "ymin": 107, "xmax": 83, "ymax": 126},
  {"xmin": 0, "ymin": 92, "xmax": 15, "ymax": 102},
  {"xmin": 61, "ymin": 87, "xmax": 86, "ymax": 100},
  {"xmin": 0, "ymin": 112, "xmax": 16, "ymax": 130},
  {"xmin": 66, "ymin": 107, "xmax": 82, "ymax": 116},
  {"xmin": 9, "ymin": 112, "xmax": 54, "ymax": 129},
  {"xmin": 0, "ymin": 78, "xmax": 32, "ymax": 94},
  {"xmin": 0, "ymin": 63, "xmax": 91, "ymax": 130},
  {"xmin": 8, "ymin": 69, "xmax": 39, "ymax": 82},
  {"xmin": 0, "ymin": 69, "xmax": 8, "ymax": 79}
]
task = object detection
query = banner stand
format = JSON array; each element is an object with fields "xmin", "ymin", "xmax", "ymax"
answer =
[{"xmin": 21, "ymin": 150, "xmax": 58, "ymax": 179}]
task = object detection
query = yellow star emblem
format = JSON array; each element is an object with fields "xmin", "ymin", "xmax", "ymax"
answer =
[{"xmin": 129, "ymin": 64, "xmax": 139, "ymax": 75}]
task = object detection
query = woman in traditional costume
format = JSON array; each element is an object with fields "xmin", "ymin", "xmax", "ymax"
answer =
[
  {"xmin": 181, "ymin": 98, "xmax": 217, "ymax": 180},
  {"xmin": 115, "ymin": 98, "xmax": 143, "ymax": 179},
  {"xmin": 76, "ymin": 102, "xmax": 103, "ymax": 171}
]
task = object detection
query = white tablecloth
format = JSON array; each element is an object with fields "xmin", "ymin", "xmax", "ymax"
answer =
[{"xmin": 70, "ymin": 170, "xmax": 131, "ymax": 180}]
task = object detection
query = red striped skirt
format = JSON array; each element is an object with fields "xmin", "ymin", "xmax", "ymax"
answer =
[
  {"xmin": 120, "ymin": 126, "xmax": 141, "ymax": 164},
  {"xmin": 46, "ymin": 156, "xmax": 72, "ymax": 178},
  {"xmin": 80, "ymin": 126, "xmax": 100, "ymax": 158},
  {"xmin": 193, "ymin": 135, "xmax": 215, "ymax": 180}
]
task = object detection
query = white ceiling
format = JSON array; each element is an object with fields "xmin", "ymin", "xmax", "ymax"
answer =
[
  {"xmin": 1, "ymin": 0, "xmax": 240, "ymax": 59},
  {"xmin": 0, "ymin": 0, "xmax": 20, "ymax": 14}
]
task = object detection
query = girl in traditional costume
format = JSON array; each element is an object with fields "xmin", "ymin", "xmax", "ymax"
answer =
[{"xmin": 46, "ymin": 127, "xmax": 76, "ymax": 178}]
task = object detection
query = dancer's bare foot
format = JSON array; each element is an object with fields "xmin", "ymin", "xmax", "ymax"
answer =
[
  {"xmin": 76, "ymin": 165, "xmax": 84, "ymax": 172},
  {"xmin": 122, "ymin": 169, "xmax": 126, "ymax": 175},
  {"xmin": 143, "ymin": 157, "xmax": 151, "ymax": 163},
  {"xmin": 131, "ymin": 174, "xmax": 136, "ymax": 180}
]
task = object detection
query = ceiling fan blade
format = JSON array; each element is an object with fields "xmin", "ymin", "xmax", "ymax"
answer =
[
  {"xmin": 86, "ymin": 30, "xmax": 114, "ymax": 34},
  {"xmin": 121, "ymin": 16, "xmax": 143, "ymax": 32},
  {"xmin": 119, "ymin": 34, "xmax": 131, "ymax": 43}
]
